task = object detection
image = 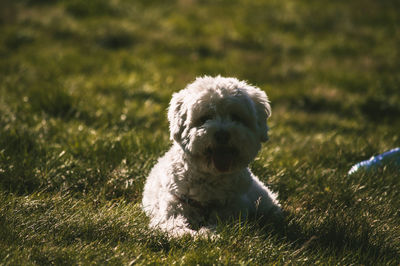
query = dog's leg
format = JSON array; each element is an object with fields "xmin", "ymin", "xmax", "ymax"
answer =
[{"xmin": 247, "ymin": 175, "xmax": 282, "ymax": 219}]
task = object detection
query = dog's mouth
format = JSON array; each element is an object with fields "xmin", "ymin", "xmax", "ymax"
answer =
[{"xmin": 206, "ymin": 146, "xmax": 238, "ymax": 172}]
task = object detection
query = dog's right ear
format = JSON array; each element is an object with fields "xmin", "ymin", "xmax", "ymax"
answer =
[
  {"xmin": 245, "ymin": 87, "xmax": 271, "ymax": 143},
  {"xmin": 167, "ymin": 90, "xmax": 187, "ymax": 143}
]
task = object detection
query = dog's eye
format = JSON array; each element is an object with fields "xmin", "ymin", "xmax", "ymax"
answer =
[
  {"xmin": 195, "ymin": 114, "xmax": 212, "ymax": 126},
  {"xmin": 231, "ymin": 113, "xmax": 251, "ymax": 127},
  {"xmin": 231, "ymin": 113, "xmax": 244, "ymax": 124}
]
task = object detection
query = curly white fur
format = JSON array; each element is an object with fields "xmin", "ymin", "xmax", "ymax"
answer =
[{"xmin": 142, "ymin": 76, "xmax": 281, "ymax": 237}]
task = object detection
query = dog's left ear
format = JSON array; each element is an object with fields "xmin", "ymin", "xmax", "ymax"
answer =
[
  {"xmin": 247, "ymin": 87, "xmax": 271, "ymax": 142},
  {"xmin": 167, "ymin": 90, "xmax": 187, "ymax": 143}
]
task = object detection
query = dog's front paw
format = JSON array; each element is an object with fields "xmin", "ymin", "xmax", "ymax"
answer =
[
  {"xmin": 195, "ymin": 226, "xmax": 220, "ymax": 240},
  {"xmin": 168, "ymin": 226, "xmax": 218, "ymax": 240}
]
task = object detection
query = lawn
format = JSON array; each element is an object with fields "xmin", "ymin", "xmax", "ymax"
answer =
[{"xmin": 1, "ymin": 0, "xmax": 400, "ymax": 264}]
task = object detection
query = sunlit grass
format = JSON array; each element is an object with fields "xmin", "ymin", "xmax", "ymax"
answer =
[{"xmin": 1, "ymin": 0, "xmax": 399, "ymax": 264}]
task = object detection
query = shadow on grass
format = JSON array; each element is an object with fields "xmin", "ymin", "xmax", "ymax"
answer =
[{"xmin": 264, "ymin": 209, "xmax": 399, "ymax": 264}]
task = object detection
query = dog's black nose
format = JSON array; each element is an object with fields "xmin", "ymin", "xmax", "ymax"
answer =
[{"xmin": 214, "ymin": 130, "xmax": 230, "ymax": 144}]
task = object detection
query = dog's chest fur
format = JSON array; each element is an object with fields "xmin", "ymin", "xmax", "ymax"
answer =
[{"xmin": 167, "ymin": 145, "xmax": 252, "ymax": 206}]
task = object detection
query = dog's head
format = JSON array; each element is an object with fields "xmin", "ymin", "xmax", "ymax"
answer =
[{"xmin": 168, "ymin": 76, "xmax": 271, "ymax": 173}]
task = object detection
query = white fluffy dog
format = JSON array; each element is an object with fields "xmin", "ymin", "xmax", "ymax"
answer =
[{"xmin": 142, "ymin": 76, "xmax": 281, "ymax": 237}]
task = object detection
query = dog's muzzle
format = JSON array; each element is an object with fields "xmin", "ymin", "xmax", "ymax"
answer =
[{"xmin": 214, "ymin": 129, "xmax": 230, "ymax": 145}]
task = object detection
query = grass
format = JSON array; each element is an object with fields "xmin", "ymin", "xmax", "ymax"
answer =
[{"xmin": 1, "ymin": 0, "xmax": 400, "ymax": 264}]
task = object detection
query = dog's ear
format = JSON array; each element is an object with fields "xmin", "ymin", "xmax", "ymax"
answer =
[
  {"xmin": 167, "ymin": 90, "xmax": 187, "ymax": 143},
  {"xmin": 247, "ymin": 87, "xmax": 271, "ymax": 142}
]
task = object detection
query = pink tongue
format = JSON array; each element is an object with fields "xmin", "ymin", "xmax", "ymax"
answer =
[{"xmin": 213, "ymin": 151, "xmax": 234, "ymax": 172}]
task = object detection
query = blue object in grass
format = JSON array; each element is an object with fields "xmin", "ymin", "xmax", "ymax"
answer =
[{"xmin": 348, "ymin": 147, "xmax": 400, "ymax": 175}]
